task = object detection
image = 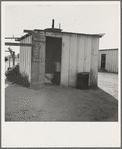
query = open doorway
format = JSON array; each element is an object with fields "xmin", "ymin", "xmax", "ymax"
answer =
[
  {"xmin": 45, "ymin": 37, "xmax": 62, "ymax": 85},
  {"xmin": 101, "ymin": 54, "xmax": 106, "ymax": 70}
]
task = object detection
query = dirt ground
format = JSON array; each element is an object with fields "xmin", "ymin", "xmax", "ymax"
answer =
[
  {"xmin": 98, "ymin": 72, "xmax": 118, "ymax": 100},
  {"xmin": 5, "ymin": 72, "xmax": 118, "ymax": 122}
]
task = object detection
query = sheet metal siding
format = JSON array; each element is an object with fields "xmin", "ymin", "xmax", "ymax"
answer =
[
  {"xmin": 89, "ymin": 37, "xmax": 99, "ymax": 86},
  {"xmin": 68, "ymin": 34, "xmax": 78, "ymax": 86},
  {"xmin": 35, "ymin": 32, "xmax": 98, "ymax": 87},
  {"xmin": 98, "ymin": 50, "xmax": 118, "ymax": 73},
  {"xmin": 83, "ymin": 36, "xmax": 92, "ymax": 72},
  {"xmin": 61, "ymin": 34, "xmax": 94, "ymax": 86},
  {"xmin": 60, "ymin": 34, "xmax": 70, "ymax": 86},
  {"xmin": 19, "ymin": 35, "xmax": 32, "ymax": 82},
  {"xmin": 76, "ymin": 35, "xmax": 85, "ymax": 73}
]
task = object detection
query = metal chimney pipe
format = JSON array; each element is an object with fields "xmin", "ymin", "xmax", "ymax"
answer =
[{"xmin": 52, "ymin": 19, "xmax": 54, "ymax": 28}]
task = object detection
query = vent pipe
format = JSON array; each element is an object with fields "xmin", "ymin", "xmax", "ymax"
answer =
[{"xmin": 52, "ymin": 19, "xmax": 54, "ymax": 28}]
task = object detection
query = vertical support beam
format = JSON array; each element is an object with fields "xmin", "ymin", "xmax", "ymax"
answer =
[
  {"xmin": 9, "ymin": 56, "xmax": 10, "ymax": 68},
  {"xmin": 31, "ymin": 31, "xmax": 45, "ymax": 89},
  {"xmin": 13, "ymin": 52, "xmax": 15, "ymax": 67},
  {"xmin": 52, "ymin": 19, "xmax": 54, "ymax": 28}
]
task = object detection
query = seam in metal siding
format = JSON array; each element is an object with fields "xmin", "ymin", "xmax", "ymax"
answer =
[
  {"xmin": 98, "ymin": 50, "xmax": 118, "ymax": 73},
  {"xmin": 60, "ymin": 34, "xmax": 70, "ymax": 86},
  {"xmin": 76, "ymin": 35, "xmax": 85, "ymax": 73},
  {"xmin": 19, "ymin": 35, "xmax": 32, "ymax": 82},
  {"xmin": 68, "ymin": 34, "xmax": 78, "ymax": 86},
  {"xmin": 83, "ymin": 36, "xmax": 92, "ymax": 72},
  {"xmin": 89, "ymin": 37, "xmax": 99, "ymax": 86}
]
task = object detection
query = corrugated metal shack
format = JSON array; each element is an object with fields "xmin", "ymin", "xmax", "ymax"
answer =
[
  {"xmin": 98, "ymin": 49, "xmax": 118, "ymax": 73},
  {"xmin": 18, "ymin": 22, "xmax": 104, "ymax": 89}
]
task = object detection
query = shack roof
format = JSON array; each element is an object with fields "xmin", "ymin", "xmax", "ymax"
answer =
[{"xmin": 18, "ymin": 29, "xmax": 105, "ymax": 41}]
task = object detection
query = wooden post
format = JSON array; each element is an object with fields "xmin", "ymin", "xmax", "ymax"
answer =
[
  {"xmin": 5, "ymin": 42, "xmax": 32, "ymax": 46},
  {"xmin": 9, "ymin": 56, "xmax": 10, "ymax": 68},
  {"xmin": 13, "ymin": 52, "xmax": 15, "ymax": 67}
]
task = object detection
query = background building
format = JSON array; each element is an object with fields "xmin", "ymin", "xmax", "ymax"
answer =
[{"xmin": 98, "ymin": 49, "xmax": 118, "ymax": 73}]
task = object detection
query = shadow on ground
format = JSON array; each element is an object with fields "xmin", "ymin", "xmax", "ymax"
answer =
[{"xmin": 5, "ymin": 83, "xmax": 118, "ymax": 122}]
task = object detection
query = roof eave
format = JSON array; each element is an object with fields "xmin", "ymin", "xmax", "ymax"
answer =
[{"xmin": 18, "ymin": 29, "xmax": 105, "ymax": 41}]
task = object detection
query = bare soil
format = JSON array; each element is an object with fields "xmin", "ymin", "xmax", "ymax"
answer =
[
  {"xmin": 5, "ymin": 72, "xmax": 118, "ymax": 122},
  {"xmin": 98, "ymin": 72, "xmax": 118, "ymax": 99}
]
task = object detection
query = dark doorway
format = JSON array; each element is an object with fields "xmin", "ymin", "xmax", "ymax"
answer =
[
  {"xmin": 101, "ymin": 54, "xmax": 106, "ymax": 69},
  {"xmin": 45, "ymin": 37, "xmax": 62, "ymax": 85}
]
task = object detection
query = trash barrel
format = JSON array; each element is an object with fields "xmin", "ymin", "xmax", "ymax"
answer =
[{"xmin": 76, "ymin": 72, "xmax": 89, "ymax": 90}]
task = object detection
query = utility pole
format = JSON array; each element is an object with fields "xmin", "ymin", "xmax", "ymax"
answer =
[
  {"xmin": 8, "ymin": 47, "xmax": 15, "ymax": 67},
  {"xmin": 13, "ymin": 51, "xmax": 15, "ymax": 67},
  {"xmin": 9, "ymin": 56, "xmax": 10, "ymax": 68}
]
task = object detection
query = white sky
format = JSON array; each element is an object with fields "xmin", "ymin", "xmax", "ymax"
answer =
[{"xmin": 2, "ymin": 1, "xmax": 120, "ymax": 56}]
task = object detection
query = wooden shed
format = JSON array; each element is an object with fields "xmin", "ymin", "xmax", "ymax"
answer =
[
  {"xmin": 98, "ymin": 49, "xmax": 118, "ymax": 73},
  {"xmin": 18, "ymin": 26, "xmax": 104, "ymax": 89}
]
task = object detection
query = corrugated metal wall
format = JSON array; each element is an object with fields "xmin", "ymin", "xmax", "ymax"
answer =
[
  {"xmin": 19, "ymin": 35, "xmax": 32, "ymax": 82},
  {"xmin": 98, "ymin": 49, "xmax": 118, "ymax": 73},
  {"xmin": 61, "ymin": 33, "xmax": 99, "ymax": 87}
]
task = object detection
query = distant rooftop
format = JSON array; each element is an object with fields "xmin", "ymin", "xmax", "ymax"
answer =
[{"xmin": 99, "ymin": 48, "xmax": 118, "ymax": 51}]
